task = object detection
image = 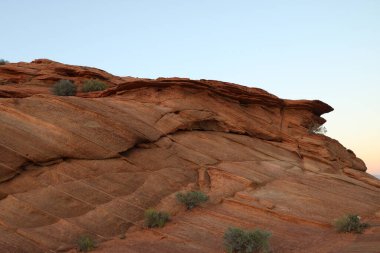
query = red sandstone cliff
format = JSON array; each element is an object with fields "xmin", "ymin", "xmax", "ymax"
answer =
[{"xmin": 0, "ymin": 60, "xmax": 379, "ymax": 253}]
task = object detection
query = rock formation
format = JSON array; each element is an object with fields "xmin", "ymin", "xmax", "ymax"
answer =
[{"xmin": 0, "ymin": 60, "xmax": 379, "ymax": 253}]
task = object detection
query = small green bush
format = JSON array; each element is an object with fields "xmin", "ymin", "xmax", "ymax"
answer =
[
  {"xmin": 82, "ymin": 79, "xmax": 107, "ymax": 92},
  {"xmin": 334, "ymin": 214, "xmax": 369, "ymax": 233},
  {"xmin": 308, "ymin": 123, "xmax": 327, "ymax": 135},
  {"xmin": 144, "ymin": 208, "xmax": 170, "ymax": 228},
  {"xmin": 77, "ymin": 235, "xmax": 95, "ymax": 252},
  {"xmin": 176, "ymin": 191, "xmax": 209, "ymax": 210},
  {"xmin": 224, "ymin": 227, "xmax": 271, "ymax": 253},
  {"xmin": 52, "ymin": 79, "xmax": 77, "ymax": 96},
  {"xmin": 0, "ymin": 59, "xmax": 9, "ymax": 65}
]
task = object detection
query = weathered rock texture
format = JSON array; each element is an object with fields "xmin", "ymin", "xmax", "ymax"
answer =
[{"xmin": 0, "ymin": 60, "xmax": 379, "ymax": 253}]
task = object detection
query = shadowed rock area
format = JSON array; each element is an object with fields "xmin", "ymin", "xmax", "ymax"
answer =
[{"xmin": 0, "ymin": 60, "xmax": 379, "ymax": 253}]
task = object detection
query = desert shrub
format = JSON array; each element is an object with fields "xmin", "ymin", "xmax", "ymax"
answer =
[
  {"xmin": 308, "ymin": 123, "xmax": 327, "ymax": 135},
  {"xmin": 52, "ymin": 79, "xmax": 77, "ymax": 96},
  {"xmin": 0, "ymin": 59, "xmax": 9, "ymax": 65},
  {"xmin": 224, "ymin": 227, "xmax": 271, "ymax": 253},
  {"xmin": 77, "ymin": 235, "xmax": 95, "ymax": 252},
  {"xmin": 334, "ymin": 214, "xmax": 369, "ymax": 233},
  {"xmin": 176, "ymin": 191, "xmax": 209, "ymax": 210},
  {"xmin": 144, "ymin": 208, "xmax": 170, "ymax": 228},
  {"xmin": 82, "ymin": 79, "xmax": 107, "ymax": 92}
]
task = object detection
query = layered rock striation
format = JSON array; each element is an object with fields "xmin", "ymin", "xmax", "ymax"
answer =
[{"xmin": 0, "ymin": 60, "xmax": 379, "ymax": 253}]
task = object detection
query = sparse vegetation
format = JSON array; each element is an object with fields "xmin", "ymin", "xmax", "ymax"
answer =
[
  {"xmin": 82, "ymin": 79, "xmax": 107, "ymax": 92},
  {"xmin": 334, "ymin": 214, "xmax": 369, "ymax": 233},
  {"xmin": 0, "ymin": 59, "xmax": 9, "ymax": 65},
  {"xmin": 224, "ymin": 227, "xmax": 271, "ymax": 253},
  {"xmin": 52, "ymin": 79, "xmax": 77, "ymax": 96},
  {"xmin": 176, "ymin": 191, "xmax": 209, "ymax": 210},
  {"xmin": 144, "ymin": 208, "xmax": 170, "ymax": 228},
  {"xmin": 77, "ymin": 235, "xmax": 95, "ymax": 252},
  {"xmin": 309, "ymin": 123, "xmax": 327, "ymax": 135}
]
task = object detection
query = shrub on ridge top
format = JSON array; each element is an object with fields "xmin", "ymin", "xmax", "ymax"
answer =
[
  {"xmin": 82, "ymin": 79, "xmax": 107, "ymax": 92},
  {"xmin": 0, "ymin": 59, "xmax": 9, "ymax": 65},
  {"xmin": 52, "ymin": 79, "xmax": 77, "ymax": 96}
]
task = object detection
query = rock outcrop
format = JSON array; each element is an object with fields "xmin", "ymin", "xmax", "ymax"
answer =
[{"xmin": 0, "ymin": 60, "xmax": 379, "ymax": 253}]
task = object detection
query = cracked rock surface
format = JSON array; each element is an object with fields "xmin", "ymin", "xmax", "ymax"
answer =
[{"xmin": 0, "ymin": 60, "xmax": 379, "ymax": 252}]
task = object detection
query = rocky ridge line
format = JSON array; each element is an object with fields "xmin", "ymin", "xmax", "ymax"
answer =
[{"xmin": 0, "ymin": 59, "xmax": 379, "ymax": 253}]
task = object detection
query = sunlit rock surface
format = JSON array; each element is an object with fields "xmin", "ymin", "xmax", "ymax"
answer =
[{"xmin": 0, "ymin": 60, "xmax": 379, "ymax": 253}]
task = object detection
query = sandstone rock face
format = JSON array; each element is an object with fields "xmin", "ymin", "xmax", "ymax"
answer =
[{"xmin": 0, "ymin": 61, "xmax": 379, "ymax": 253}]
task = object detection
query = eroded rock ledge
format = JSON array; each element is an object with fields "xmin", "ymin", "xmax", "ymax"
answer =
[{"xmin": 0, "ymin": 60, "xmax": 378, "ymax": 253}]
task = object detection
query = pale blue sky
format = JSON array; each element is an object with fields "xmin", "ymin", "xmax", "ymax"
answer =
[{"xmin": 1, "ymin": 0, "xmax": 379, "ymax": 174}]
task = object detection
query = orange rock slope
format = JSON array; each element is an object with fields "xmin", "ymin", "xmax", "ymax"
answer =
[{"xmin": 0, "ymin": 60, "xmax": 379, "ymax": 253}]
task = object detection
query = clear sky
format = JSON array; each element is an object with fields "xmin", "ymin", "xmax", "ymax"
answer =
[{"xmin": 1, "ymin": 0, "xmax": 379, "ymax": 175}]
